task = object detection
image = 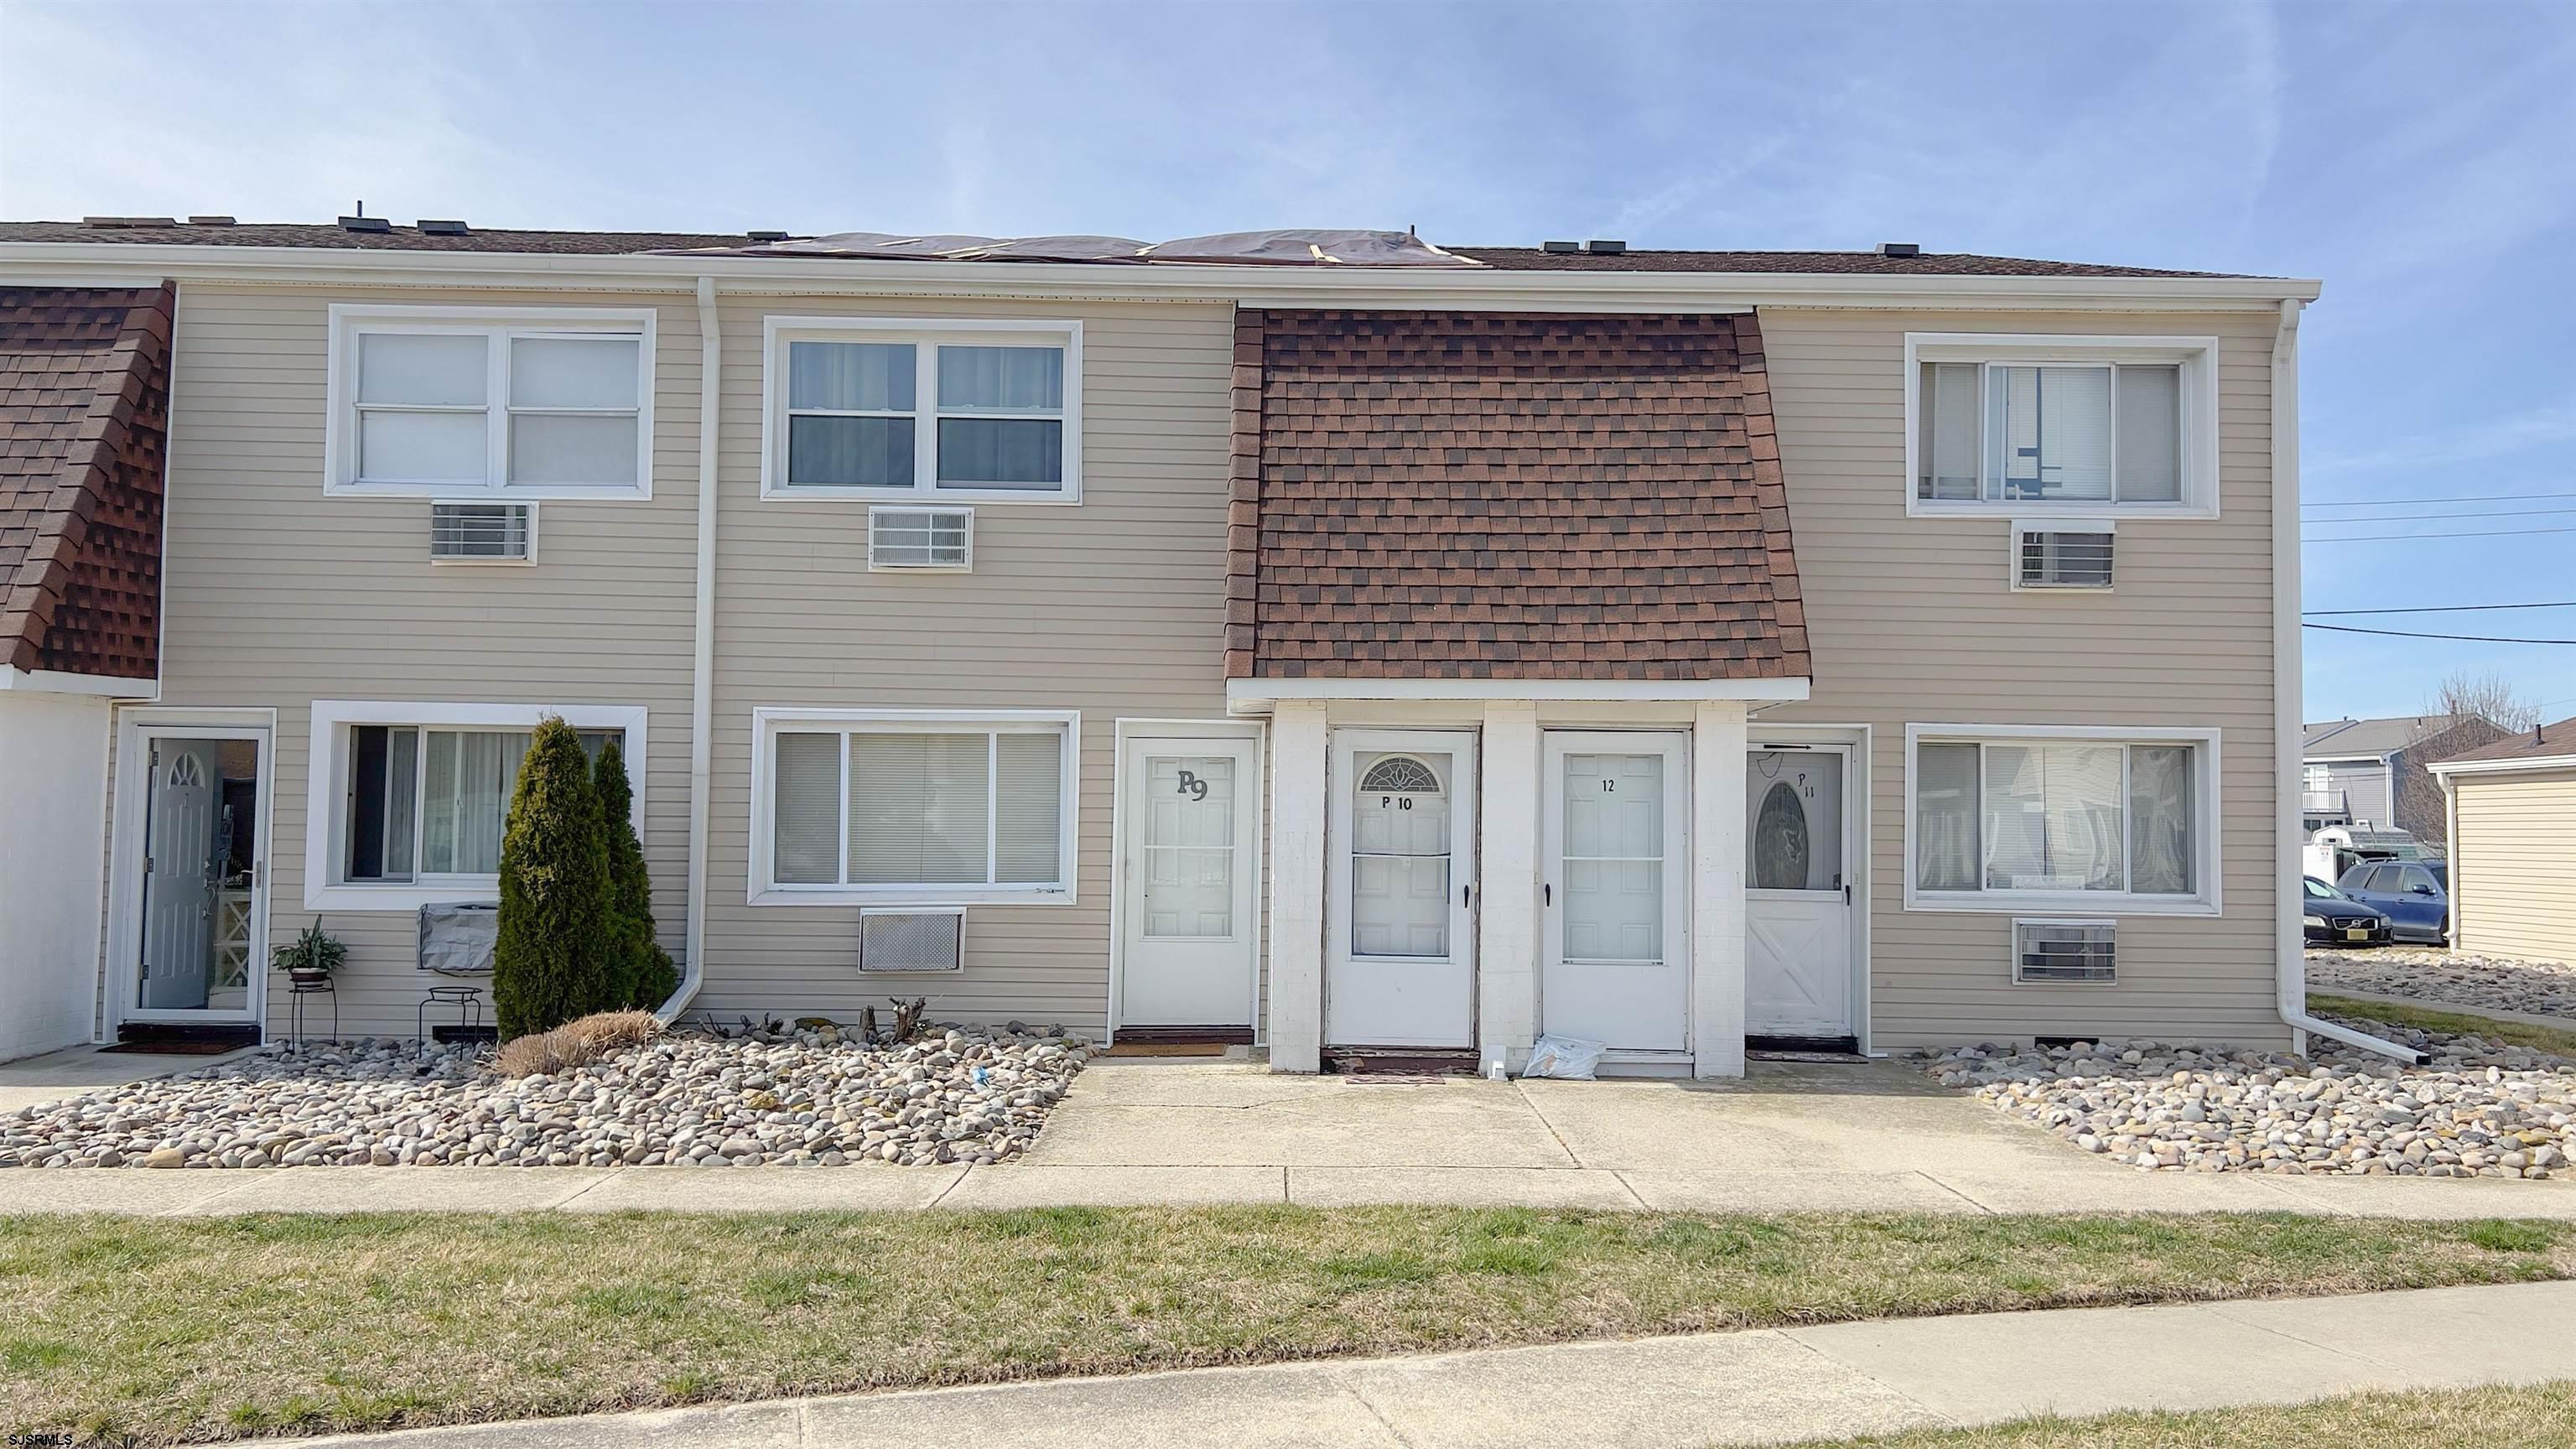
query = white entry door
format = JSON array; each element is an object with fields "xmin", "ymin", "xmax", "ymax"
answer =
[
  {"xmin": 130, "ymin": 728, "xmax": 267, "ymax": 1021},
  {"xmin": 1745, "ymin": 745, "xmax": 1855, "ymax": 1037},
  {"xmin": 1118, "ymin": 735, "xmax": 1261, "ymax": 1028},
  {"xmin": 1327, "ymin": 730, "xmax": 1476, "ymax": 1047},
  {"xmin": 1541, "ymin": 732, "xmax": 1690, "ymax": 1052}
]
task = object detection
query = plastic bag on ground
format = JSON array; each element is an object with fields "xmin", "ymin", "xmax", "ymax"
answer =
[{"xmin": 1521, "ymin": 1035, "xmax": 1604, "ymax": 1080}]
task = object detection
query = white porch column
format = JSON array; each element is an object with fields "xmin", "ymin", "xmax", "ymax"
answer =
[
  {"xmin": 1477, "ymin": 701, "xmax": 1540, "ymax": 1075},
  {"xmin": 1691, "ymin": 699, "xmax": 1750, "ymax": 1078},
  {"xmin": 1266, "ymin": 701, "xmax": 1329, "ymax": 1073}
]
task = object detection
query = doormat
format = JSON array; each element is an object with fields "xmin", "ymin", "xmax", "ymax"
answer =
[
  {"xmin": 1747, "ymin": 1048, "xmax": 1872, "ymax": 1064},
  {"xmin": 1325, "ymin": 1049, "xmax": 1481, "ymax": 1077},
  {"xmin": 97, "ymin": 1039, "xmax": 247, "ymax": 1056},
  {"xmin": 1103, "ymin": 1041, "xmax": 1228, "ymax": 1057}
]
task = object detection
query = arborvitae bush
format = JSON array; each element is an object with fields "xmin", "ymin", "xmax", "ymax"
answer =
[
  {"xmin": 593, "ymin": 738, "xmax": 678, "ymax": 1010},
  {"xmin": 494, "ymin": 717, "xmax": 614, "ymax": 1039}
]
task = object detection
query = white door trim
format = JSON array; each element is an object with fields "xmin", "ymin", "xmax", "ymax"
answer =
[
  {"xmin": 1540, "ymin": 729, "xmax": 1693, "ymax": 1056},
  {"xmin": 1745, "ymin": 740, "xmax": 1857, "ymax": 1039},
  {"xmin": 1107, "ymin": 719, "xmax": 1266, "ymax": 1039},
  {"xmin": 106, "ymin": 707, "xmax": 278, "ymax": 1036},
  {"xmin": 1326, "ymin": 727, "xmax": 1478, "ymax": 1048},
  {"xmin": 1748, "ymin": 723, "xmax": 1874, "ymax": 1052}
]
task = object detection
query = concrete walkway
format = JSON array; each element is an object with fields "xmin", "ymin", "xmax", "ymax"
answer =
[
  {"xmin": 283, "ymin": 1280, "xmax": 2576, "ymax": 1449},
  {"xmin": 0, "ymin": 1041, "xmax": 260, "ymax": 1114},
  {"xmin": 8, "ymin": 1057, "xmax": 2576, "ymax": 1219}
]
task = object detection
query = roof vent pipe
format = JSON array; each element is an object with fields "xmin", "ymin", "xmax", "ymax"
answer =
[{"xmin": 1877, "ymin": 242, "xmax": 1921, "ymax": 257}]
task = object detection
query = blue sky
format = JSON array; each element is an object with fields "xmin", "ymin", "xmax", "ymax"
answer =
[{"xmin": 4, "ymin": 0, "xmax": 2572, "ymax": 723}]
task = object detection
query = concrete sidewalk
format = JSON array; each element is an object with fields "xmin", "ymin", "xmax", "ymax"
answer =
[
  {"xmin": 8, "ymin": 1057, "xmax": 2576, "ymax": 1219},
  {"xmin": 282, "ymin": 1280, "xmax": 2576, "ymax": 1449}
]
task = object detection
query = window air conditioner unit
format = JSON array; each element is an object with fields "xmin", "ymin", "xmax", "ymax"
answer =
[
  {"xmin": 2012, "ymin": 524, "xmax": 2112, "ymax": 589},
  {"xmin": 858, "ymin": 906, "xmax": 966, "ymax": 973},
  {"xmin": 430, "ymin": 501, "xmax": 537, "ymax": 563},
  {"xmin": 2012, "ymin": 918, "xmax": 2117, "ymax": 984},
  {"xmin": 868, "ymin": 506, "xmax": 973, "ymax": 571}
]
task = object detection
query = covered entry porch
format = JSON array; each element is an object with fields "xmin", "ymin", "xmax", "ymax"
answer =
[{"xmin": 1237, "ymin": 681, "xmax": 1859, "ymax": 1080}]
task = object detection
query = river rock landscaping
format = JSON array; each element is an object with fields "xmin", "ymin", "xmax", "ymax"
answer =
[
  {"xmin": 2309, "ymin": 947, "xmax": 2576, "ymax": 1021},
  {"xmin": 1923, "ymin": 1012, "xmax": 2574, "ymax": 1177},
  {"xmin": 0, "ymin": 1023, "xmax": 1087, "ymax": 1170}
]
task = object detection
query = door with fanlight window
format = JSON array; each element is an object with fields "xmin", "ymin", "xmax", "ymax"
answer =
[
  {"xmin": 1541, "ymin": 732, "xmax": 1690, "ymax": 1052},
  {"xmin": 1326, "ymin": 730, "xmax": 1477, "ymax": 1048},
  {"xmin": 1118, "ymin": 735, "xmax": 1261, "ymax": 1029}
]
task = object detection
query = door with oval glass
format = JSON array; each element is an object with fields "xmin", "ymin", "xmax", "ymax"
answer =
[
  {"xmin": 1745, "ymin": 745, "xmax": 1853, "ymax": 1038},
  {"xmin": 1540, "ymin": 731, "xmax": 1690, "ymax": 1052},
  {"xmin": 1326, "ymin": 730, "xmax": 1477, "ymax": 1047},
  {"xmin": 1118, "ymin": 735, "xmax": 1262, "ymax": 1030}
]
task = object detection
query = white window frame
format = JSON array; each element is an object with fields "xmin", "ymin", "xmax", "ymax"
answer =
[
  {"xmin": 324, "ymin": 304, "xmax": 657, "ymax": 500},
  {"xmin": 304, "ymin": 700, "xmax": 648, "ymax": 911},
  {"xmin": 759, "ymin": 316, "xmax": 1083, "ymax": 503},
  {"xmin": 1903, "ymin": 334, "xmax": 2220, "ymax": 520},
  {"xmin": 1903, "ymin": 723, "xmax": 2222, "ymax": 917},
  {"xmin": 749, "ymin": 706, "xmax": 1081, "ymax": 906}
]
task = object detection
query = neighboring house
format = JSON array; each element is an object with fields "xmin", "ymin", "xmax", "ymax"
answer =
[
  {"xmin": 2429, "ymin": 719, "xmax": 2576, "ymax": 965},
  {"xmin": 2299, "ymin": 714, "xmax": 2507, "ymax": 845},
  {"xmin": 0, "ymin": 217, "xmax": 2347, "ymax": 1073}
]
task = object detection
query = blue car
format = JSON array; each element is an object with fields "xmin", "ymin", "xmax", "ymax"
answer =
[{"xmin": 2335, "ymin": 860, "xmax": 2449, "ymax": 945}]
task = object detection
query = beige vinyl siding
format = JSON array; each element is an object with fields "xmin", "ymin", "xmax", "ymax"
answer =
[
  {"xmin": 142, "ymin": 283, "xmax": 701, "ymax": 1037},
  {"xmin": 1758, "ymin": 307, "xmax": 2288, "ymax": 1050},
  {"xmin": 699, "ymin": 296, "xmax": 1236, "ymax": 1032},
  {"xmin": 2452, "ymin": 768, "xmax": 2576, "ymax": 963}
]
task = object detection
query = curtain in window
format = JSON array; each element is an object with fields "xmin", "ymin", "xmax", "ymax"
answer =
[
  {"xmin": 771, "ymin": 732, "xmax": 842, "ymax": 885},
  {"xmin": 422, "ymin": 730, "xmax": 529, "ymax": 875},
  {"xmin": 2115, "ymin": 364, "xmax": 2182, "ymax": 502},
  {"xmin": 791, "ymin": 341, "xmax": 915, "ymax": 412},
  {"xmin": 937, "ymin": 346, "xmax": 1062, "ymax": 411},
  {"xmin": 2128, "ymin": 745, "xmax": 2194, "ymax": 894},
  {"xmin": 937, "ymin": 418, "xmax": 1062, "ymax": 486},
  {"xmin": 1918, "ymin": 362, "xmax": 1981, "ymax": 501},
  {"xmin": 1987, "ymin": 365, "xmax": 2112, "ymax": 502},
  {"xmin": 847, "ymin": 733, "xmax": 989, "ymax": 885},
  {"xmin": 993, "ymin": 732, "xmax": 1063, "ymax": 884},
  {"xmin": 1982, "ymin": 744, "xmax": 2123, "ymax": 891},
  {"xmin": 1914, "ymin": 742, "xmax": 1981, "ymax": 891}
]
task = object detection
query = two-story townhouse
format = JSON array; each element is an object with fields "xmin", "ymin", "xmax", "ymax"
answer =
[{"xmin": 0, "ymin": 219, "xmax": 2384, "ymax": 1074}]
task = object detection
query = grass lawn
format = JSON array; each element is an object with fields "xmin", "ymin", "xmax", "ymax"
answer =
[
  {"xmin": 5, "ymin": 1208, "xmax": 2574, "ymax": 1444},
  {"xmin": 2309, "ymin": 989, "xmax": 2576, "ymax": 1058},
  {"xmin": 1824, "ymin": 1381, "xmax": 2576, "ymax": 1446}
]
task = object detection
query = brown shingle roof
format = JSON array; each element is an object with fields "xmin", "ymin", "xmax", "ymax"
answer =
[
  {"xmin": 0, "ymin": 284, "xmax": 172, "ymax": 678},
  {"xmin": 2437, "ymin": 717, "xmax": 2576, "ymax": 768},
  {"xmin": 1228, "ymin": 310, "xmax": 1806, "ymax": 683},
  {"xmin": 0, "ymin": 221, "xmax": 2251, "ymax": 278}
]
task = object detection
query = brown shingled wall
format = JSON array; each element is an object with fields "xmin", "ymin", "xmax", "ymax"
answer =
[
  {"xmin": 0, "ymin": 283, "xmax": 173, "ymax": 678},
  {"xmin": 1228, "ymin": 309, "xmax": 1807, "ymax": 683}
]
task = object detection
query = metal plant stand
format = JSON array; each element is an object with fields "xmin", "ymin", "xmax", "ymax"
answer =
[
  {"xmin": 418, "ymin": 984, "xmax": 486, "ymax": 1057},
  {"xmin": 285, "ymin": 978, "xmax": 338, "ymax": 1047}
]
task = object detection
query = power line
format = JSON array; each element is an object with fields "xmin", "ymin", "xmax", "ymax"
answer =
[
  {"xmin": 2303, "ymin": 622, "xmax": 2576, "ymax": 645},
  {"xmin": 2303, "ymin": 600, "xmax": 2576, "ymax": 615},
  {"xmin": 2303, "ymin": 525, "xmax": 2576, "ymax": 543},
  {"xmin": 2309, "ymin": 506, "xmax": 2576, "ymax": 525},
  {"xmin": 2305, "ymin": 490, "xmax": 2576, "ymax": 509}
]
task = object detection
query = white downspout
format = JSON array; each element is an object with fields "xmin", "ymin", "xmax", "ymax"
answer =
[
  {"xmin": 658, "ymin": 274, "xmax": 721, "ymax": 1024},
  {"xmin": 2443, "ymin": 770, "xmax": 2461, "ymax": 944},
  {"xmin": 2269, "ymin": 296, "xmax": 2415, "ymax": 1062}
]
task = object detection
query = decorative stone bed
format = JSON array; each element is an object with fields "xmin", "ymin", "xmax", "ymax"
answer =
[
  {"xmin": 0, "ymin": 1024, "xmax": 1088, "ymax": 1170},
  {"xmin": 1923, "ymin": 1014, "xmax": 2572, "ymax": 1178},
  {"xmin": 2308, "ymin": 947, "xmax": 2576, "ymax": 1021}
]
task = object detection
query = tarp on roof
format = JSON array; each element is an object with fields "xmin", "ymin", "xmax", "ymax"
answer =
[{"xmin": 656, "ymin": 228, "xmax": 1482, "ymax": 267}]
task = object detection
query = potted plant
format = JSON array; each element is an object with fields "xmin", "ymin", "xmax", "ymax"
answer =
[{"xmin": 273, "ymin": 919, "xmax": 345, "ymax": 988}]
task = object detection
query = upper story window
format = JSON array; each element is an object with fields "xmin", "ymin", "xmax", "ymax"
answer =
[
  {"xmin": 1904, "ymin": 335, "xmax": 2220, "ymax": 518},
  {"xmin": 326, "ymin": 306, "xmax": 656, "ymax": 499},
  {"xmin": 1906, "ymin": 724, "xmax": 2220, "ymax": 917},
  {"xmin": 762, "ymin": 318, "xmax": 1083, "ymax": 502}
]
